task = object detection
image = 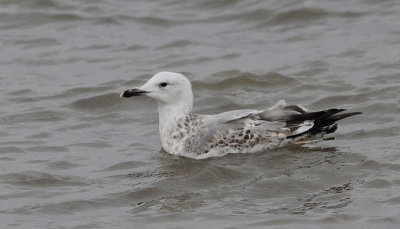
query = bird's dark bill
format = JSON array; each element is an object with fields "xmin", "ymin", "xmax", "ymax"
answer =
[{"xmin": 121, "ymin": 88, "xmax": 147, "ymax": 98}]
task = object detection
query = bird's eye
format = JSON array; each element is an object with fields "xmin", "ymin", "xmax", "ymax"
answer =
[{"xmin": 160, "ymin": 82, "xmax": 168, "ymax": 87}]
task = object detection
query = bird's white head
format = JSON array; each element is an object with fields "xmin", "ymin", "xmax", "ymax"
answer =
[
  {"xmin": 121, "ymin": 72, "xmax": 194, "ymax": 111},
  {"xmin": 121, "ymin": 72, "xmax": 195, "ymax": 153}
]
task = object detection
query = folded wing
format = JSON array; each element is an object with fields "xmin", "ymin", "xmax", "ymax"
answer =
[{"xmin": 185, "ymin": 100, "xmax": 361, "ymax": 155}]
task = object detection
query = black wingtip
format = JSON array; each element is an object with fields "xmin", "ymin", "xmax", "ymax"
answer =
[
  {"xmin": 328, "ymin": 111, "xmax": 362, "ymax": 122},
  {"xmin": 287, "ymin": 110, "xmax": 362, "ymax": 139}
]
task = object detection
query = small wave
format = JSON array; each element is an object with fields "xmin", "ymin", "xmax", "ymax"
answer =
[
  {"xmin": 159, "ymin": 56, "xmax": 215, "ymax": 69},
  {"xmin": 367, "ymin": 73, "xmax": 400, "ymax": 84},
  {"xmin": 36, "ymin": 199, "xmax": 106, "ymax": 215},
  {"xmin": 27, "ymin": 146, "xmax": 69, "ymax": 153},
  {"xmin": 0, "ymin": 110, "xmax": 65, "ymax": 124},
  {"xmin": 45, "ymin": 161, "xmax": 80, "ymax": 170},
  {"xmin": 124, "ymin": 44, "xmax": 148, "ymax": 51},
  {"xmin": 186, "ymin": 0, "xmax": 242, "ymax": 10},
  {"xmin": 98, "ymin": 161, "xmax": 148, "ymax": 172},
  {"xmin": 121, "ymin": 74, "xmax": 152, "ymax": 86},
  {"xmin": 157, "ymin": 40, "xmax": 201, "ymax": 50},
  {"xmin": 346, "ymin": 127, "xmax": 400, "ymax": 140},
  {"xmin": 0, "ymin": 12, "xmax": 84, "ymax": 30},
  {"xmin": 312, "ymin": 85, "xmax": 400, "ymax": 108},
  {"xmin": 70, "ymin": 86, "xmax": 112, "ymax": 97},
  {"xmin": 5, "ymin": 198, "xmax": 107, "ymax": 215},
  {"xmin": 252, "ymin": 7, "xmax": 364, "ymax": 29},
  {"xmin": 115, "ymin": 187, "xmax": 171, "ymax": 203},
  {"xmin": 357, "ymin": 159, "xmax": 382, "ymax": 170},
  {"xmin": 93, "ymin": 17, "xmax": 122, "ymax": 25},
  {"xmin": 3, "ymin": 38, "xmax": 59, "ymax": 49},
  {"xmin": 7, "ymin": 89, "xmax": 33, "ymax": 96},
  {"xmin": 0, "ymin": 171, "xmax": 85, "ymax": 187},
  {"xmin": 378, "ymin": 196, "xmax": 400, "ymax": 205},
  {"xmin": 117, "ymin": 15, "xmax": 174, "ymax": 27},
  {"xmin": 43, "ymin": 86, "xmax": 116, "ymax": 101},
  {"xmin": 194, "ymin": 71, "xmax": 297, "ymax": 89},
  {"xmin": 68, "ymin": 93, "xmax": 123, "ymax": 111},
  {"xmin": 185, "ymin": 165, "xmax": 251, "ymax": 187},
  {"xmin": 0, "ymin": 146, "xmax": 25, "ymax": 153},
  {"xmin": 78, "ymin": 44, "xmax": 113, "ymax": 51},
  {"xmin": 69, "ymin": 142, "xmax": 112, "ymax": 148},
  {"xmin": 8, "ymin": 97, "xmax": 40, "ymax": 104},
  {"xmin": 3, "ymin": 0, "xmax": 64, "ymax": 9},
  {"xmin": 363, "ymin": 179, "xmax": 393, "ymax": 189},
  {"xmin": 270, "ymin": 8, "xmax": 327, "ymax": 25},
  {"xmin": 366, "ymin": 217, "xmax": 400, "ymax": 224}
]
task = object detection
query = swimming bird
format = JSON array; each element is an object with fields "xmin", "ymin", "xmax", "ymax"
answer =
[{"xmin": 121, "ymin": 72, "xmax": 361, "ymax": 159}]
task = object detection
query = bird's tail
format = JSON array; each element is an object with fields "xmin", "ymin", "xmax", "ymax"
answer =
[{"xmin": 287, "ymin": 109, "xmax": 362, "ymax": 140}]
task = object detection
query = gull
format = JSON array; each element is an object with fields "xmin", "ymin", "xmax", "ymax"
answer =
[{"xmin": 121, "ymin": 72, "xmax": 361, "ymax": 159}]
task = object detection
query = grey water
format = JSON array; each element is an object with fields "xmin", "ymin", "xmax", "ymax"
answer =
[{"xmin": 1, "ymin": 0, "xmax": 400, "ymax": 228}]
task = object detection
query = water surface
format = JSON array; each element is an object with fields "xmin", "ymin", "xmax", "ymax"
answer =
[{"xmin": 1, "ymin": 0, "xmax": 400, "ymax": 228}]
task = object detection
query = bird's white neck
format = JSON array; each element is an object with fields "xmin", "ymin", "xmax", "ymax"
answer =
[{"xmin": 157, "ymin": 100, "xmax": 194, "ymax": 154}]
